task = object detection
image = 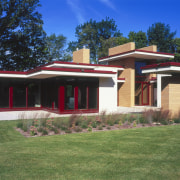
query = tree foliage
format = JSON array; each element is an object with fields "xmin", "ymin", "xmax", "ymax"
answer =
[
  {"xmin": 128, "ymin": 31, "xmax": 148, "ymax": 49},
  {"xmin": 73, "ymin": 17, "xmax": 122, "ymax": 63},
  {"xmin": 147, "ymin": 22, "xmax": 176, "ymax": 53},
  {"xmin": 0, "ymin": 0, "xmax": 47, "ymax": 71},
  {"xmin": 46, "ymin": 33, "xmax": 71, "ymax": 61}
]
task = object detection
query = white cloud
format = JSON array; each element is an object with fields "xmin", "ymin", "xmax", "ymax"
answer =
[
  {"xmin": 67, "ymin": 0, "xmax": 85, "ymax": 24},
  {"xmin": 99, "ymin": 0, "xmax": 116, "ymax": 11}
]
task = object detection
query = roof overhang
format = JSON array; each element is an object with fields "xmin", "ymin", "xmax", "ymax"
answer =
[
  {"xmin": 99, "ymin": 50, "xmax": 174, "ymax": 62},
  {"xmin": 141, "ymin": 62, "xmax": 180, "ymax": 74},
  {"xmin": 0, "ymin": 67, "xmax": 116, "ymax": 79}
]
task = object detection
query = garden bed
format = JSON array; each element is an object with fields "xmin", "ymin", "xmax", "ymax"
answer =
[{"xmin": 15, "ymin": 109, "xmax": 179, "ymax": 137}]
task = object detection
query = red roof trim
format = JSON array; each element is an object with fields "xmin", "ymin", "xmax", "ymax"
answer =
[
  {"xmin": 0, "ymin": 67, "xmax": 116, "ymax": 76},
  {"xmin": 99, "ymin": 49, "xmax": 174, "ymax": 60},
  {"xmin": 0, "ymin": 71, "xmax": 26, "ymax": 75},
  {"xmin": 46, "ymin": 61, "xmax": 123, "ymax": 68},
  {"xmin": 141, "ymin": 62, "xmax": 180, "ymax": 70},
  {"xmin": 117, "ymin": 78, "xmax": 125, "ymax": 80}
]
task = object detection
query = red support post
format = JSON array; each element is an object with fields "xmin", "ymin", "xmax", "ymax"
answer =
[
  {"xmin": 86, "ymin": 86, "xmax": 89, "ymax": 109},
  {"xmin": 9, "ymin": 87, "xmax": 13, "ymax": 109},
  {"xmin": 74, "ymin": 86, "xmax": 78, "ymax": 110},
  {"xmin": 59, "ymin": 86, "xmax": 65, "ymax": 112},
  {"xmin": 26, "ymin": 87, "xmax": 28, "ymax": 108}
]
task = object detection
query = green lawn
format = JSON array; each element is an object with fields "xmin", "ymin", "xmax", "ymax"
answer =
[{"xmin": 0, "ymin": 120, "xmax": 180, "ymax": 180}]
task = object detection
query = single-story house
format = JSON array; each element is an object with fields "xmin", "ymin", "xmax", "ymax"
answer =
[{"xmin": 0, "ymin": 42, "xmax": 179, "ymax": 116}]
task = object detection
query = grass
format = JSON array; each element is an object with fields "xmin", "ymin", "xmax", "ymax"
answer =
[{"xmin": 0, "ymin": 120, "xmax": 180, "ymax": 180}]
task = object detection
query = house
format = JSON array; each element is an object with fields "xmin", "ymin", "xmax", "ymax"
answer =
[{"xmin": 0, "ymin": 42, "xmax": 178, "ymax": 116}]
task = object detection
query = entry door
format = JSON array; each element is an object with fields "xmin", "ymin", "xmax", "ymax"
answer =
[{"xmin": 59, "ymin": 85, "xmax": 78, "ymax": 112}]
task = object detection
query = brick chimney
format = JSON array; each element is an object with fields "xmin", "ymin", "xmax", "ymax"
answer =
[
  {"xmin": 73, "ymin": 47, "xmax": 90, "ymax": 64},
  {"xmin": 108, "ymin": 42, "xmax": 135, "ymax": 56}
]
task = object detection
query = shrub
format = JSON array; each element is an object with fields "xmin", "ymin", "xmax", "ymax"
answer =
[
  {"xmin": 17, "ymin": 121, "xmax": 23, "ymax": 129},
  {"xmin": 98, "ymin": 125, "xmax": 103, "ymax": 130},
  {"xmin": 129, "ymin": 114, "xmax": 136, "ymax": 123},
  {"xmin": 153, "ymin": 109, "xmax": 170, "ymax": 124},
  {"xmin": 119, "ymin": 120, "xmax": 122, "ymax": 127},
  {"xmin": 80, "ymin": 120, "xmax": 88, "ymax": 129},
  {"xmin": 106, "ymin": 118, "xmax": 114, "ymax": 126},
  {"xmin": 61, "ymin": 126, "xmax": 68, "ymax": 131},
  {"xmin": 133, "ymin": 120, "xmax": 137, "ymax": 127},
  {"xmin": 107, "ymin": 126, "xmax": 111, "ymax": 130},
  {"xmin": 42, "ymin": 128, "xmax": 48, "ymax": 135},
  {"xmin": 51, "ymin": 127, "xmax": 59, "ymax": 134},
  {"xmin": 174, "ymin": 118, "xmax": 180, "ymax": 123},
  {"xmin": 65, "ymin": 128, "xmax": 72, "ymax": 134},
  {"xmin": 74, "ymin": 126, "xmax": 82, "ymax": 132},
  {"xmin": 87, "ymin": 125, "xmax": 92, "ymax": 132},
  {"xmin": 30, "ymin": 126, "xmax": 37, "ymax": 136},
  {"xmin": 38, "ymin": 127, "xmax": 44, "ymax": 132},
  {"xmin": 91, "ymin": 121, "xmax": 97, "ymax": 128},
  {"xmin": 33, "ymin": 119, "xmax": 39, "ymax": 127},
  {"xmin": 100, "ymin": 110, "xmax": 107, "ymax": 124},
  {"xmin": 95, "ymin": 116, "xmax": 102, "ymax": 125},
  {"xmin": 69, "ymin": 114, "xmax": 79, "ymax": 127}
]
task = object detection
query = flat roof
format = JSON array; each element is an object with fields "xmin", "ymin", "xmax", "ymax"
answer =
[
  {"xmin": 99, "ymin": 49, "xmax": 174, "ymax": 62},
  {"xmin": 43, "ymin": 60, "xmax": 124, "ymax": 69},
  {"xmin": 0, "ymin": 67, "xmax": 117, "ymax": 79},
  {"xmin": 141, "ymin": 62, "xmax": 180, "ymax": 74}
]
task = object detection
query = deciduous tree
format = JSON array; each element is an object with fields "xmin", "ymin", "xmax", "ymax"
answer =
[
  {"xmin": 147, "ymin": 22, "xmax": 176, "ymax": 53},
  {"xmin": 0, "ymin": 0, "xmax": 47, "ymax": 71}
]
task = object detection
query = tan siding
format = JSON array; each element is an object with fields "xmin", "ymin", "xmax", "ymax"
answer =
[
  {"xmin": 161, "ymin": 78, "xmax": 170, "ymax": 111},
  {"xmin": 109, "ymin": 58, "xmax": 135, "ymax": 107},
  {"xmin": 109, "ymin": 42, "xmax": 135, "ymax": 56},
  {"xmin": 73, "ymin": 48, "xmax": 90, "ymax": 64},
  {"xmin": 169, "ymin": 81, "xmax": 180, "ymax": 115},
  {"xmin": 138, "ymin": 45, "xmax": 157, "ymax": 52}
]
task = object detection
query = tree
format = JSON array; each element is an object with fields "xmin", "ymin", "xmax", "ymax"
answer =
[
  {"xmin": 73, "ymin": 17, "xmax": 122, "ymax": 63},
  {"xmin": 173, "ymin": 38, "xmax": 180, "ymax": 62},
  {"xmin": 128, "ymin": 31, "xmax": 148, "ymax": 49},
  {"xmin": 99, "ymin": 36, "xmax": 129, "ymax": 58},
  {"xmin": 147, "ymin": 22, "xmax": 176, "ymax": 53},
  {"xmin": 0, "ymin": 0, "xmax": 47, "ymax": 71},
  {"xmin": 46, "ymin": 34, "xmax": 71, "ymax": 61}
]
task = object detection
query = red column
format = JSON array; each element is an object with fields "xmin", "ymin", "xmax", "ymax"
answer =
[
  {"xmin": 74, "ymin": 86, "xmax": 78, "ymax": 110},
  {"xmin": 59, "ymin": 86, "xmax": 65, "ymax": 112},
  {"xmin": 26, "ymin": 87, "xmax": 28, "ymax": 108},
  {"xmin": 9, "ymin": 87, "xmax": 13, "ymax": 109},
  {"xmin": 87, "ymin": 86, "xmax": 89, "ymax": 109}
]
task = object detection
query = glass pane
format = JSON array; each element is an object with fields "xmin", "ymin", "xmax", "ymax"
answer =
[
  {"xmin": 78, "ymin": 86, "xmax": 87, "ymax": 109},
  {"xmin": 65, "ymin": 85, "xmax": 74, "ymax": 110},
  {"xmin": 13, "ymin": 86, "xmax": 26, "ymax": 107},
  {"xmin": 28, "ymin": 83, "xmax": 40, "ymax": 107},
  {"xmin": 88, "ymin": 87, "xmax": 97, "ymax": 109},
  {"xmin": 0, "ymin": 86, "xmax": 9, "ymax": 108}
]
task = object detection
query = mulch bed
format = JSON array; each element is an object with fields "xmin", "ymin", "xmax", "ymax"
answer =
[{"xmin": 15, "ymin": 123, "xmax": 162, "ymax": 138}]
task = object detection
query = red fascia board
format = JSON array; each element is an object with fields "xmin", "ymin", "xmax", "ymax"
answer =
[
  {"xmin": 141, "ymin": 62, "xmax": 180, "ymax": 70},
  {"xmin": 117, "ymin": 78, "xmax": 125, "ymax": 80},
  {"xmin": 43, "ymin": 60, "xmax": 123, "ymax": 68},
  {"xmin": 0, "ymin": 71, "xmax": 26, "ymax": 74},
  {"xmin": 99, "ymin": 49, "xmax": 174, "ymax": 60},
  {"xmin": 27, "ymin": 67, "xmax": 117, "ymax": 75},
  {"xmin": 150, "ymin": 77, "xmax": 157, "ymax": 81}
]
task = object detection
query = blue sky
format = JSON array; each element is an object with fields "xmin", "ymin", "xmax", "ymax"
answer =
[{"xmin": 39, "ymin": 0, "xmax": 180, "ymax": 43}]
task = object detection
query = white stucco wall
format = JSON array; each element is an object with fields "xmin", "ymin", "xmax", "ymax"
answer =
[{"xmin": 99, "ymin": 76, "xmax": 117, "ymax": 113}]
